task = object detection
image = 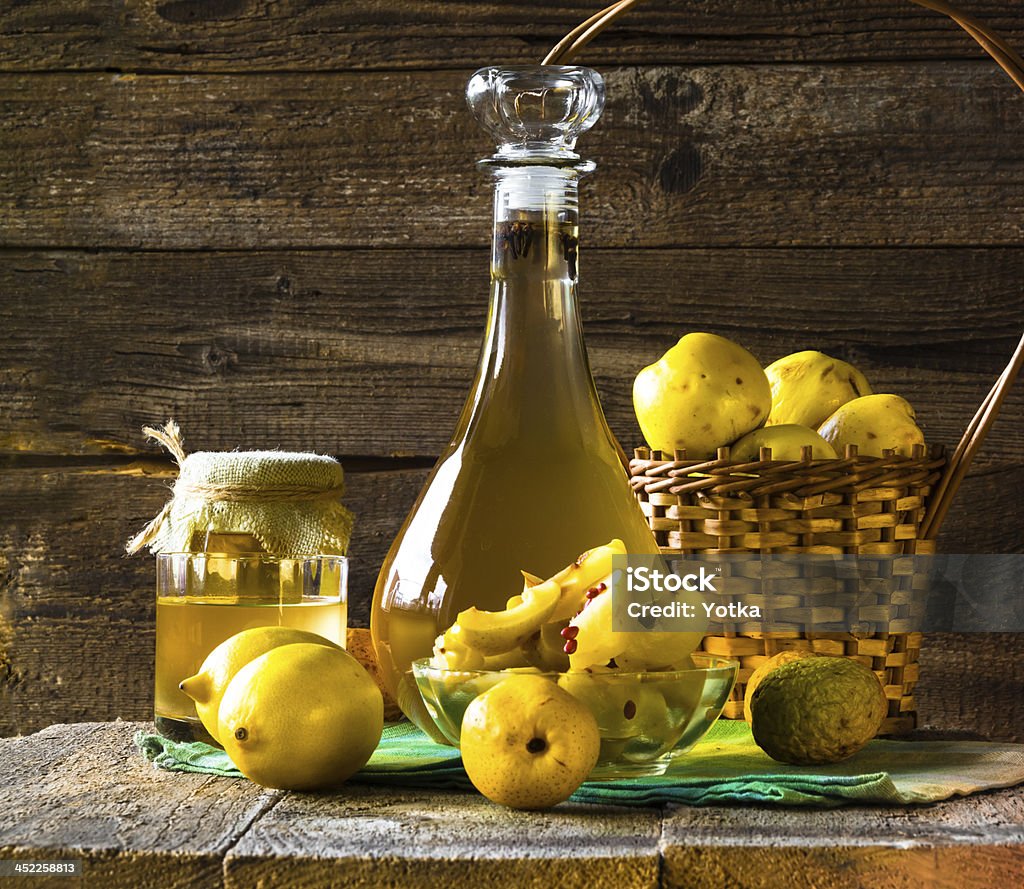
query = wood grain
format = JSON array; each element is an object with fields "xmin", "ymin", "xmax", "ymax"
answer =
[
  {"xmin": 2, "ymin": 64, "xmax": 1024, "ymax": 250},
  {"xmin": 1, "ymin": 2, "xmax": 1023, "ymax": 71},
  {"xmin": 1, "ymin": 463, "xmax": 1020, "ymax": 737},
  {"xmin": 226, "ymin": 783, "xmax": 660, "ymax": 888},
  {"xmin": 2, "ymin": 248, "xmax": 1021, "ymax": 460},
  {"xmin": 2, "ymin": 722, "xmax": 1022, "ymax": 888},
  {"xmin": 0, "ymin": 722, "xmax": 277, "ymax": 889},
  {"xmin": 2, "ymin": 0, "xmax": 1023, "ymax": 754},
  {"xmin": 663, "ymin": 793, "xmax": 1024, "ymax": 888},
  {"xmin": 918, "ymin": 633, "xmax": 1024, "ymax": 744}
]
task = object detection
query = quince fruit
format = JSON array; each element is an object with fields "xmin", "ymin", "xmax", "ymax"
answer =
[
  {"xmin": 633, "ymin": 333, "xmax": 772, "ymax": 459},
  {"xmin": 730, "ymin": 424, "xmax": 837, "ymax": 461},
  {"xmin": 454, "ymin": 579, "xmax": 561, "ymax": 656},
  {"xmin": 818, "ymin": 394, "xmax": 925, "ymax": 458},
  {"xmin": 460, "ymin": 674, "xmax": 600, "ymax": 809},
  {"xmin": 765, "ymin": 350, "xmax": 872, "ymax": 428},
  {"xmin": 543, "ymin": 539, "xmax": 628, "ymax": 623},
  {"xmin": 565, "ymin": 574, "xmax": 703, "ymax": 672}
]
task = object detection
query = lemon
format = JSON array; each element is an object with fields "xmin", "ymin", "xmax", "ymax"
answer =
[
  {"xmin": 179, "ymin": 626, "xmax": 341, "ymax": 744},
  {"xmin": 750, "ymin": 656, "xmax": 887, "ymax": 765},
  {"xmin": 218, "ymin": 643, "xmax": 383, "ymax": 790},
  {"xmin": 460, "ymin": 675, "xmax": 600, "ymax": 809},
  {"xmin": 742, "ymin": 649, "xmax": 818, "ymax": 723}
]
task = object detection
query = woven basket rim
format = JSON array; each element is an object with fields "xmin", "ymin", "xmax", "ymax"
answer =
[{"xmin": 630, "ymin": 446, "xmax": 947, "ymax": 500}]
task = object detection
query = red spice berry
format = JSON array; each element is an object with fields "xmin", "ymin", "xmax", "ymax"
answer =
[
  {"xmin": 560, "ymin": 625, "xmax": 579, "ymax": 640},
  {"xmin": 563, "ymin": 639, "xmax": 578, "ymax": 655}
]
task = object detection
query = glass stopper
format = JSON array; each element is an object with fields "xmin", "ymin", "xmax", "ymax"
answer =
[{"xmin": 466, "ymin": 65, "xmax": 606, "ymax": 162}]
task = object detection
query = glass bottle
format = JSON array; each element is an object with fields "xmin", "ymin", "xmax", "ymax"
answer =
[{"xmin": 370, "ymin": 66, "xmax": 658, "ymax": 724}]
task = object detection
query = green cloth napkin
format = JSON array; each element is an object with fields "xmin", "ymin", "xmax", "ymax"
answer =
[{"xmin": 135, "ymin": 720, "xmax": 1024, "ymax": 808}]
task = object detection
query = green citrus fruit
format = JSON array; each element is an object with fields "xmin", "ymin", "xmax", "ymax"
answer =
[
  {"xmin": 750, "ymin": 656, "xmax": 887, "ymax": 765},
  {"xmin": 742, "ymin": 649, "xmax": 818, "ymax": 723}
]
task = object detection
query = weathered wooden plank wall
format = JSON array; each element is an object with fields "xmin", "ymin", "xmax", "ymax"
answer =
[{"xmin": 1, "ymin": 1, "xmax": 1022, "ymax": 739}]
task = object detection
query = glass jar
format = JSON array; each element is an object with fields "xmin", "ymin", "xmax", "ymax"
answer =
[
  {"xmin": 154, "ymin": 551, "xmax": 347, "ymax": 743},
  {"xmin": 126, "ymin": 433, "xmax": 356, "ymax": 742},
  {"xmin": 370, "ymin": 66, "xmax": 659, "ymax": 728}
]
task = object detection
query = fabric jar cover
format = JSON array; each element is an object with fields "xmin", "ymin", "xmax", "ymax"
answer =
[{"xmin": 126, "ymin": 422, "xmax": 354, "ymax": 556}]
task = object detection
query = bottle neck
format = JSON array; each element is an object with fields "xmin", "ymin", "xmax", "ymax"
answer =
[
  {"xmin": 451, "ymin": 165, "xmax": 610, "ymax": 453},
  {"xmin": 490, "ymin": 167, "xmax": 580, "ymax": 283}
]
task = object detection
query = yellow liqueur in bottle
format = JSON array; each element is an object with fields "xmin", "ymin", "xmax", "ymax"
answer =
[{"xmin": 371, "ymin": 67, "xmax": 658, "ymax": 721}]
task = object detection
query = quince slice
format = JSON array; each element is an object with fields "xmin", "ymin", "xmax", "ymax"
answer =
[
  {"xmin": 546, "ymin": 539, "xmax": 628, "ymax": 622},
  {"xmin": 506, "ymin": 571, "xmax": 545, "ymax": 609},
  {"xmin": 455, "ymin": 579, "xmax": 561, "ymax": 656}
]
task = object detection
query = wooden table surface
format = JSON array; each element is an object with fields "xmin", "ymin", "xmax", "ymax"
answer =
[{"xmin": 1, "ymin": 721, "xmax": 1022, "ymax": 889}]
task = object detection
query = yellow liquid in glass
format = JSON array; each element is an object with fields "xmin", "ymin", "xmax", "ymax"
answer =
[{"xmin": 155, "ymin": 597, "xmax": 347, "ymax": 742}]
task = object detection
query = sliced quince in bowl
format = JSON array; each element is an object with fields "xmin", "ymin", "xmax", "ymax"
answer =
[{"xmin": 453, "ymin": 579, "xmax": 562, "ymax": 655}]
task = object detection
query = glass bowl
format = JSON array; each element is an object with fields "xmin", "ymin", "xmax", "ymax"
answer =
[{"xmin": 411, "ymin": 654, "xmax": 738, "ymax": 779}]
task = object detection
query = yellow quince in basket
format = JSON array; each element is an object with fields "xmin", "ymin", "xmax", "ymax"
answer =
[{"xmin": 633, "ymin": 332, "xmax": 772, "ymax": 459}]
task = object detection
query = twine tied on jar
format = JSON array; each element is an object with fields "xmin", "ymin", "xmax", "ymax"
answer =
[{"xmin": 126, "ymin": 420, "xmax": 354, "ymax": 556}]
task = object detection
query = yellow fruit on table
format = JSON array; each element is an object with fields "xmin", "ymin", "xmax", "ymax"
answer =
[
  {"xmin": 460, "ymin": 674, "xmax": 600, "ymax": 809},
  {"xmin": 765, "ymin": 350, "xmax": 872, "ymax": 428},
  {"xmin": 742, "ymin": 649, "xmax": 819, "ymax": 723},
  {"xmin": 633, "ymin": 332, "xmax": 772, "ymax": 459},
  {"xmin": 818, "ymin": 394, "xmax": 925, "ymax": 458},
  {"xmin": 218, "ymin": 642, "xmax": 384, "ymax": 790},
  {"xmin": 750, "ymin": 656, "xmax": 888, "ymax": 765},
  {"xmin": 730, "ymin": 424, "xmax": 838, "ymax": 462},
  {"xmin": 179, "ymin": 626, "xmax": 342, "ymax": 744}
]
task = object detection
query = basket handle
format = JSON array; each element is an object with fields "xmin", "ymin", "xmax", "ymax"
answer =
[
  {"xmin": 920, "ymin": 331, "xmax": 1024, "ymax": 538},
  {"xmin": 545, "ymin": 2, "xmax": 1024, "ymax": 541},
  {"xmin": 544, "ymin": 1, "xmax": 1024, "ymax": 87}
]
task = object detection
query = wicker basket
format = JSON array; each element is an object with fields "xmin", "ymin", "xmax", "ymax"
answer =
[{"xmin": 630, "ymin": 442, "xmax": 947, "ymax": 735}]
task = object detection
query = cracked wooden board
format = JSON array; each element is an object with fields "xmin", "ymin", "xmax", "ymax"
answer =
[
  {"xmin": 2, "ymin": 65, "xmax": 1023, "ymax": 250},
  {"xmin": 0, "ymin": 722, "xmax": 277, "ymax": 889},
  {"xmin": 662, "ymin": 794, "xmax": 1024, "ymax": 888},
  {"xmin": 1, "ymin": 2, "xmax": 1022, "ymax": 71},
  {"xmin": 0, "ymin": 722, "xmax": 1022, "ymax": 888},
  {"xmin": 224, "ymin": 785, "xmax": 661, "ymax": 888}
]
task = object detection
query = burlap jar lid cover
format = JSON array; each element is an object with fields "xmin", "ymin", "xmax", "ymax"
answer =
[{"xmin": 126, "ymin": 421, "xmax": 354, "ymax": 556}]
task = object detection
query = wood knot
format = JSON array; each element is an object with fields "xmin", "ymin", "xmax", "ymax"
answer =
[
  {"xmin": 179, "ymin": 343, "xmax": 238, "ymax": 375},
  {"xmin": 156, "ymin": 0, "xmax": 249, "ymax": 24},
  {"xmin": 659, "ymin": 145, "xmax": 704, "ymax": 195}
]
